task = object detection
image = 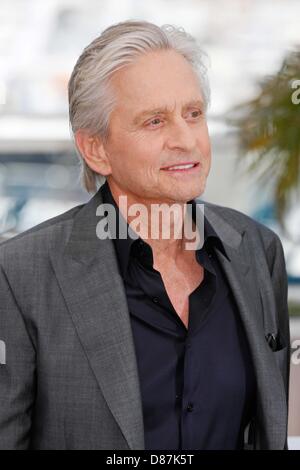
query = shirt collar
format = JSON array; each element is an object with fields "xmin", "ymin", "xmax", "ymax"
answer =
[{"xmin": 100, "ymin": 180, "xmax": 229, "ymax": 279}]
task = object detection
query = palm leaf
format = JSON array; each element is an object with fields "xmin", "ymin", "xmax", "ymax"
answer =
[{"xmin": 227, "ymin": 48, "xmax": 300, "ymax": 229}]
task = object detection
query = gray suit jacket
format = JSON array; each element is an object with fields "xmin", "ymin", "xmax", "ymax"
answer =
[{"xmin": 0, "ymin": 189, "xmax": 290, "ymax": 450}]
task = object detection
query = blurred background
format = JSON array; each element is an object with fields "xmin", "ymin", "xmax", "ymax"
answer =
[{"xmin": 0, "ymin": 0, "xmax": 299, "ymax": 447}]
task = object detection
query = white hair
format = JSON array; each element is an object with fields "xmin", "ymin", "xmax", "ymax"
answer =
[{"xmin": 68, "ymin": 19, "xmax": 210, "ymax": 192}]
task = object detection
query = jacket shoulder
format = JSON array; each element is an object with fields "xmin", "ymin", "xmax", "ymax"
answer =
[
  {"xmin": 202, "ymin": 200, "xmax": 282, "ymax": 252},
  {"xmin": 0, "ymin": 202, "xmax": 86, "ymax": 264}
]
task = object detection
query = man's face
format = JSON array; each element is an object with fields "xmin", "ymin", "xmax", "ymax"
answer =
[{"xmin": 103, "ymin": 49, "xmax": 211, "ymax": 204}]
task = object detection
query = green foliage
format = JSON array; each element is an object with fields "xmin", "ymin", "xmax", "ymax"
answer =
[{"xmin": 228, "ymin": 49, "xmax": 300, "ymax": 226}]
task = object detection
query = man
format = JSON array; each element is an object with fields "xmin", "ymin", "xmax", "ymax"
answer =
[{"xmin": 0, "ymin": 20, "xmax": 290, "ymax": 450}]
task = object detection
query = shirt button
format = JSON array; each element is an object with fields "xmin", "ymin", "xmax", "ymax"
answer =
[
  {"xmin": 152, "ymin": 297, "xmax": 159, "ymax": 303},
  {"xmin": 187, "ymin": 403, "xmax": 194, "ymax": 412}
]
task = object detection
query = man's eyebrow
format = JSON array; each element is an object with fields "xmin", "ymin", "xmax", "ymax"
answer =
[{"xmin": 132, "ymin": 99, "xmax": 204, "ymax": 124}]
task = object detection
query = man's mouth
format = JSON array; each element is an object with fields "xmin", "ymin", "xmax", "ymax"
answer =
[{"xmin": 161, "ymin": 162, "xmax": 200, "ymax": 172}]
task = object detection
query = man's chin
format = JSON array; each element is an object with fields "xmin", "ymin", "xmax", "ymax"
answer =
[{"xmin": 170, "ymin": 185, "xmax": 205, "ymax": 204}]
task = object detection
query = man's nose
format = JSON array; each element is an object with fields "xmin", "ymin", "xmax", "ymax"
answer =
[{"xmin": 165, "ymin": 118, "xmax": 197, "ymax": 152}]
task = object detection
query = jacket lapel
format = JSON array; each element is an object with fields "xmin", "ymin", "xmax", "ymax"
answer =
[
  {"xmin": 203, "ymin": 203, "xmax": 287, "ymax": 449},
  {"xmin": 50, "ymin": 190, "xmax": 145, "ymax": 450}
]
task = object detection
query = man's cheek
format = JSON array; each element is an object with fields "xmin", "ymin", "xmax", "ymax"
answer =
[{"xmin": 201, "ymin": 153, "xmax": 211, "ymax": 176}]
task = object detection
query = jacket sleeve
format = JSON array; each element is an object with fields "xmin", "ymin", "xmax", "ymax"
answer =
[
  {"xmin": 266, "ymin": 233, "xmax": 291, "ymax": 450},
  {"xmin": 0, "ymin": 262, "xmax": 36, "ymax": 449}
]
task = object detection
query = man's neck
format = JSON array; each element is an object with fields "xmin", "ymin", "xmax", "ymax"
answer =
[{"xmin": 106, "ymin": 179, "xmax": 199, "ymax": 262}]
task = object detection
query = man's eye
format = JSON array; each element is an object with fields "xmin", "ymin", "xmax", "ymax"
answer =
[
  {"xmin": 189, "ymin": 110, "xmax": 202, "ymax": 119},
  {"xmin": 145, "ymin": 111, "xmax": 202, "ymax": 128},
  {"xmin": 147, "ymin": 117, "xmax": 162, "ymax": 127}
]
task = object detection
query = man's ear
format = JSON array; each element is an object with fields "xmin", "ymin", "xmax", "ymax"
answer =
[{"xmin": 74, "ymin": 130, "xmax": 112, "ymax": 176}]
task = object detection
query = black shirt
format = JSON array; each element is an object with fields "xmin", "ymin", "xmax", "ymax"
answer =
[{"xmin": 100, "ymin": 181, "xmax": 256, "ymax": 450}]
